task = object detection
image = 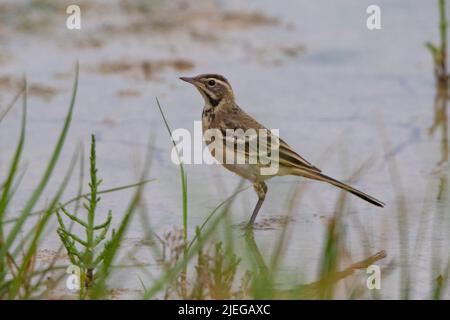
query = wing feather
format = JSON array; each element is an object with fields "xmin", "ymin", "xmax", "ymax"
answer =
[{"xmin": 213, "ymin": 105, "xmax": 321, "ymax": 173}]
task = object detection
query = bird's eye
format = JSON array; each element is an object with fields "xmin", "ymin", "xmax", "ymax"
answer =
[{"xmin": 207, "ymin": 80, "xmax": 216, "ymax": 86}]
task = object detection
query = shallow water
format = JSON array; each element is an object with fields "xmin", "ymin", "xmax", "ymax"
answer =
[{"xmin": 0, "ymin": 0, "xmax": 449, "ymax": 299}]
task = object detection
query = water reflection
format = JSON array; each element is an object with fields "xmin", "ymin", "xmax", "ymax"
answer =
[
  {"xmin": 428, "ymin": 78, "xmax": 449, "ymax": 199},
  {"xmin": 244, "ymin": 230, "xmax": 386, "ymax": 299}
]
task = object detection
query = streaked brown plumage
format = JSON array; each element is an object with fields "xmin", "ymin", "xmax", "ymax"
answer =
[{"xmin": 180, "ymin": 74, "xmax": 384, "ymax": 227}]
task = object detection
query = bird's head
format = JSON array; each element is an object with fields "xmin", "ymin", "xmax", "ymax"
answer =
[{"xmin": 180, "ymin": 74, "xmax": 234, "ymax": 108}]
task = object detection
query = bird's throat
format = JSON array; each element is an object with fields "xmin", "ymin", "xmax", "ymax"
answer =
[
  {"xmin": 205, "ymin": 93, "xmax": 221, "ymax": 107},
  {"xmin": 199, "ymin": 88, "xmax": 221, "ymax": 108}
]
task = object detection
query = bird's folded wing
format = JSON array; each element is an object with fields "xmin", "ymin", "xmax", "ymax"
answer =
[
  {"xmin": 278, "ymin": 138, "xmax": 322, "ymax": 172},
  {"xmin": 220, "ymin": 113, "xmax": 321, "ymax": 173}
]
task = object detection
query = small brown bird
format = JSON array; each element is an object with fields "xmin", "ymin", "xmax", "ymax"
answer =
[{"xmin": 180, "ymin": 74, "xmax": 384, "ymax": 227}]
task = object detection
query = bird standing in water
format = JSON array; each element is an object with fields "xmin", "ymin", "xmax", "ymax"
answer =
[{"xmin": 180, "ymin": 74, "xmax": 384, "ymax": 227}]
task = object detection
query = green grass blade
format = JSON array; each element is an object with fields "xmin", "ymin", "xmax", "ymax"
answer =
[
  {"xmin": 2, "ymin": 179, "xmax": 155, "ymax": 225},
  {"xmin": 89, "ymin": 136, "xmax": 154, "ymax": 299},
  {"xmin": 8, "ymin": 145, "xmax": 80, "ymax": 298},
  {"xmin": 0, "ymin": 83, "xmax": 24, "ymax": 124},
  {"xmin": 143, "ymin": 180, "xmax": 245, "ymax": 299},
  {"xmin": 0, "ymin": 62, "xmax": 79, "ymax": 273},
  {"xmin": 155, "ymin": 97, "xmax": 188, "ymax": 243},
  {"xmin": 0, "ymin": 79, "xmax": 27, "ymax": 250}
]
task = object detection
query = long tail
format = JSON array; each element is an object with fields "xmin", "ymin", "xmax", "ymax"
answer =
[{"xmin": 291, "ymin": 169, "xmax": 385, "ymax": 207}]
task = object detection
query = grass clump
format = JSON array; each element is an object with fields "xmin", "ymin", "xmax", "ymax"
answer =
[
  {"xmin": 0, "ymin": 64, "xmax": 79, "ymax": 299},
  {"xmin": 56, "ymin": 134, "xmax": 113, "ymax": 294},
  {"xmin": 0, "ymin": 64, "xmax": 152, "ymax": 299}
]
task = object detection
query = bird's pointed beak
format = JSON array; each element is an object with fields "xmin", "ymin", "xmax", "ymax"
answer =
[{"xmin": 179, "ymin": 76, "xmax": 196, "ymax": 85}]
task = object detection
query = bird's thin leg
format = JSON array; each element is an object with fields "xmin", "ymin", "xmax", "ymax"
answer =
[
  {"xmin": 248, "ymin": 199, "xmax": 264, "ymax": 226},
  {"xmin": 247, "ymin": 182, "xmax": 267, "ymax": 227}
]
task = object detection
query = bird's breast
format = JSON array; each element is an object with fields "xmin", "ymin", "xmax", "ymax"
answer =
[{"xmin": 201, "ymin": 107, "xmax": 215, "ymax": 132}]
